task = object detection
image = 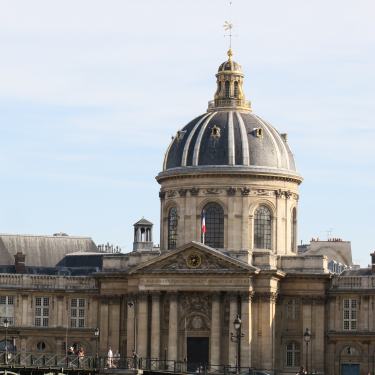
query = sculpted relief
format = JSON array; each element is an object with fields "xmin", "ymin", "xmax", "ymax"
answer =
[{"xmin": 157, "ymin": 252, "xmax": 231, "ymax": 271}]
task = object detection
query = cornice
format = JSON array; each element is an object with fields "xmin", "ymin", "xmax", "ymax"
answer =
[{"xmin": 156, "ymin": 167, "xmax": 303, "ymax": 185}]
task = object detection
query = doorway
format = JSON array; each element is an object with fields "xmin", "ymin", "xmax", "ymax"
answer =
[
  {"xmin": 187, "ymin": 337, "xmax": 209, "ymax": 371},
  {"xmin": 342, "ymin": 364, "xmax": 359, "ymax": 375}
]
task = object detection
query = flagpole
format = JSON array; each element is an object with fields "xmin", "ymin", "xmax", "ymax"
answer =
[{"xmin": 202, "ymin": 210, "xmax": 205, "ymax": 244}]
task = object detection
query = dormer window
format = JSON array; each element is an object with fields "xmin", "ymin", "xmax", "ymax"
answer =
[
  {"xmin": 58, "ymin": 268, "xmax": 70, "ymax": 276},
  {"xmin": 211, "ymin": 125, "xmax": 220, "ymax": 139},
  {"xmin": 256, "ymin": 127, "xmax": 264, "ymax": 139}
]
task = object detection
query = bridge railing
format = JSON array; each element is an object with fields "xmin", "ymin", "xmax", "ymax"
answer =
[
  {"xmin": 0, "ymin": 351, "xmax": 96, "ymax": 368},
  {"xmin": 0, "ymin": 352, "xmax": 277, "ymax": 374}
]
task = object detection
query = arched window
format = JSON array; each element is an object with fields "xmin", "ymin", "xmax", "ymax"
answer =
[
  {"xmin": 218, "ymin": 82, "xmax": 222, "ymax": 96},
  {"xmin": 234, "ymin": 81, "xmax": 238, "ymax": 98},
  {"xmin": 202, "ymin": 203, "xmax": 224, "ymax": 248},
  {"xmin": 287, "ymin": 299, "xmax": 300, "ymax": 320},
  {"xmin": 291, "ymin": 208, "xmax": 296, "ymax": 252},
  {"xmin": 286, "ymin": 342, "xmax": 300, "ymax": 367},
  {"xmin": 254, "ymin": 206, "xmax": 271, "ymax": 249},
  {"xmin": 225, "ymin": 81, "xmax": 230, "ymax": 98},
  {"xmin": 168, "ymin": 207, "xmax": 178, "ymax": 250}
]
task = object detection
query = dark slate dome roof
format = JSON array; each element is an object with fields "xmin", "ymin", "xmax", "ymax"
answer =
[
  {"xmin": 160, "ymin": 110, "xmax": 299, "ymax": 178},
  {"xmin": 218, "ymin": 59, "xmax": 242, "ymax": 73}
]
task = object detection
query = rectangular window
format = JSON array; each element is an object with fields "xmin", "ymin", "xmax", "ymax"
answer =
[
  {"xmin": 35, "ymin": 297, "xmax": 49, "ymax": 327},
  {"xmin": 0, "ymin": 296, "xmax": 14, "ymax": 326},
  {"xmin": 70, "ymin": 298, "xmax": 85, "ymax": 328},
  {"xmin": 343, "ymin": 298, "xmax": 357, "ymax": 330}
]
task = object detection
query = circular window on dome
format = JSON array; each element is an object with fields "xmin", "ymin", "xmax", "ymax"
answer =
[
  {"xmin": 37, "ymin": 341, "xmax": 46, "ymax": 351},
  {"xmin": 347, "ymin": 347, "xmax": 355, "ymax": 355}
]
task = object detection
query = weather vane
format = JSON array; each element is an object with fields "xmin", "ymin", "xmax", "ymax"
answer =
[{"xmin": 223, "ymin": 2, "xmax": 237, "ymax": 48}]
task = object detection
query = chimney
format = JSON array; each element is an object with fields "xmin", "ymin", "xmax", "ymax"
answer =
[
  {"xmin": 371, "ymin": 253, "xmax": 375, "ymax": 274},
  {"xmin": 14, "ymin": 252, "xmax": 26, "ymax": 274}
]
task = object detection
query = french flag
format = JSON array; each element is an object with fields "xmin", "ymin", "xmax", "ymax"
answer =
[{"xmin": 202, "ymin": 211, "xmax": 206, "ymax": 233}]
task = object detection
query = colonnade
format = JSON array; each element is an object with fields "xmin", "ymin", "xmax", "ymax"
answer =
[{"xmin": 125, "ymin": 290, "xmax": 277, "ymax": 369}]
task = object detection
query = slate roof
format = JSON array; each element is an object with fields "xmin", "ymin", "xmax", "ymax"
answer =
[
  {"xmin": 0, "ymin": 265, "xmax": 99, "ymax": 276},
  {"xmin": 162, "ymin": 111, "xmax": 299, "ymax": 174},
  {"xmin": 340, "ymin": 268, "xmax": 372, "ymax": 276},
  {"xmin": 0, "ymin": 234, "xmax": 98, "ymax": 267},
  {"xmin": 133, "ymin": 217, "xmax": 153, "ymax": 226}
]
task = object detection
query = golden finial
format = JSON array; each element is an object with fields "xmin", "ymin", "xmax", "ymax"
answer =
[
  {"xmin": 227, "ymin": 48, "xmax": 233, "ymax": 60},
  {"xmin": 223, "ymin": 2, "xmax": 237, "ymax": 49}
]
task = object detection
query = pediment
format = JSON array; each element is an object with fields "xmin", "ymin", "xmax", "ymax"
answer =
[{"xmin": 129, "ymin": 241, "xmax": 259, "ymax": 274}]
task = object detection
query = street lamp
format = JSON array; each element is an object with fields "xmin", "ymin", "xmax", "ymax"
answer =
[
  {"xmin": 94, "ymin": 327, "xmax": 100, "ymax": 369},
  {"xmin": 231, "ymin": 315, "xmax": 245, "ymax": 375},
  {"xmin": 303, "ymin": 328, "xmax": 311, "ymax": 375},
  {"xmin": 4, "ymin": 318, "xmax": 9, "ymax": 365}
]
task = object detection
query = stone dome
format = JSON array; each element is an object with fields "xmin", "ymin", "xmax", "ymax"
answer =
[
  {"xmin": 161, "ymin": 111, "xmax": 299, "ymax": 178},
  {"xmin": 158, "ymin": 49, "xmax": 301, "ymax": 181}
]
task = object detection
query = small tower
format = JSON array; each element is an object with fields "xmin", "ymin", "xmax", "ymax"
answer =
[{"xmin": 133, "ymin": 217, "xmax": 154, "ymax": 252}]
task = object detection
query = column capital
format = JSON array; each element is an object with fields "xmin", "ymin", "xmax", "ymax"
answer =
[
  {"xmin": 302, "ymin": 295, "xmax": 325, "ymax": 305},
  {"xmin": 253, "ymin": 291, "xmax": 278, "ymax": 303},
  {"xmin": 239, "ymin": 291, "xmax": 254, "ymax": 301},
  {"xmin": 150, "ymin": 291, "xmax": 162, "ymax": 301},
  {"xmin": 138, "ymin": 291, "xmax": 149, "ymax": 302},
  {"xmin": 210, "ymin": 291, "xmax": 221, "ymax": 302},
  {"xmin": 228, "ymin": 292, "xmax": 238, "ymax": 301},
  {"xmin": 168, "ymin": 291, "xmax": 178, "ymax": 302}
]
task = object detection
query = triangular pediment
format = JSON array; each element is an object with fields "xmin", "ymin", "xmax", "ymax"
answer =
[{"xmin": 128, "ymin": 241, "xmax": 259, "ymax": 274}]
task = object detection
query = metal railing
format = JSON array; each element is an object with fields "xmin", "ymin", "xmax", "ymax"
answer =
[
  {"xmin": 207, "ymin": 99, "xmax": 252, "ymax": 110},
  {"xmin": 0, "ymin": 352, "xmax": 288, "ymax": 375},
  {"xmin": 0, "ymin": 351, "xmax": 96, "ymax": 368}
]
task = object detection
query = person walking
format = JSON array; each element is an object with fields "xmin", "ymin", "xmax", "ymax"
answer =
[
  {"xmin": 107, "ymin": 347, "xmax": 114, "ymax": 368},
  {"xmin": 132, "ymin": 349, "xmax": 139, "ymax": 369},
  {"xmin": 67, "ymin": 346, "xmax": 74, "ymax": 367},
  {"xmin": 78, "ymin": 347, "xmax": 84, "ymax": 367},
  {"xmin": 299, "ymin": 366, "xmax": 307, "ymax": 375}
]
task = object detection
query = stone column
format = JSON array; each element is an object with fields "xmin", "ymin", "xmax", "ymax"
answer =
[
  {"xmin": 228, "ymin": 292, "xmax": 238, "ymax": 367},
  {"xmin": 328, "ymin": 296, "xmax": 336, "ymax": 331},
  {"xmin": 21, "ymin": 294, "xmax": 29, "ymax": 327},
  {"xmin": 241, "ymin": 190, "xmax": 250, "ymax": 250},
  {"xmin": 99, "ymin": 297, "xmax": 110, "ymax": 356},
  {"xmin": 240, "ymin": 291, "xmax": 253, "ymax": 368},
  {"xmin": 168, "ymin": 292, "xmax": 179, "ymax": 360},
  {"xmin": 314, "ymin": 297, "xmax": 325, "ymax": 372},
  {"xmin": 111, "ymin": 296, "xmax": 122, "ymax": 354},
  {"xmin": 151, "ymin": 292, "xmax": 161, "ymax": 359},
  {"xmin": 138, "ymin": 292, "xmax": 149, "ymax": 358},
  {"xmin": 126, "ymin": 294, "xmax": 136, "ymax": 357},
  {"xmin": 57, "ymin": 295, "xmax": 64, "ymax": 326},
  {"xmin": 257, "ymin": 292, "xmax": 277, "ymax": 370},
  {"xmin": 210, "ymin": 292, "xmax": 221, "ymax": 365}
]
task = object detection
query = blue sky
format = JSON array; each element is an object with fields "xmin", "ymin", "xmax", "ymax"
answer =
[{"xmin": 0, "ymin": 0, "xmax": 374, "ymax": 266}]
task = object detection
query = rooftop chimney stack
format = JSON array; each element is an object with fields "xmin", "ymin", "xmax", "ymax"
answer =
[
  {"xmin": 14, "ymin": 252, "xmax": 26, "ymax": 274},
  {"xmin": 371, "ymin": 253, "xmax": 375, "ymax": 274}
]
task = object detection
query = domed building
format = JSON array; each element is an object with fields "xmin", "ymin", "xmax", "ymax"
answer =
[
  {"xmin": 1, "ymin": 47, "xmax": 368, "ymax": 375},
  {"xmin": 157, "ymin": 48, "xmax": 302, "ymax": 257}
]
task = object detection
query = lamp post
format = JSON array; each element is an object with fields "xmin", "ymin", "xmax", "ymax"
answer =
[
  {"xmin": 230, "ymin": 315, "xmax": 245, "ymax": 375},
  {"xmin": 94, "ymin": 327, "xmax": 100, "ymax": 369},
  {"xmin": 4, "ymin": 318, "xmax": 9, "ymax": 365},
  {"xmin": 304, "ymin": 328, "xmax": 311, "ymax": 375}
]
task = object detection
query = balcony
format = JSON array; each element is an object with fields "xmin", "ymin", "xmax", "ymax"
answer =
[{"xmin": 207, "ymin": 99, "xmax": 252, "ymax": 111}]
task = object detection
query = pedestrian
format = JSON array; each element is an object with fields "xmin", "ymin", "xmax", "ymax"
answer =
[
  {"xmin": 132, "ymin": 349, "xmax": 139, "ymax": 369},
  {"xmin": 107, "ymin": 347, "xmax": 113, "ymax": 368},
  {"xmin": 78, "ymin": 347, "xmax": 84, "ymax": 367},
  {"xmin": 67, "ymin": 346, "xmax": 74, "ymax": 367},
  {"xmin": 299, "ymin": 365, "xmax": 307, "ymax": 375}
]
